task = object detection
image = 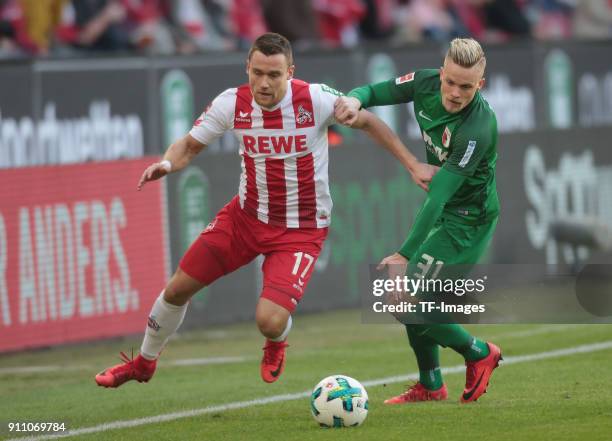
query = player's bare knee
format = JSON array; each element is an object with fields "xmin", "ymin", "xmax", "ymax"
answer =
[
  {"xmin": 256, "ymin": 313, "xmax": 287, "ymax": 339},
  {"xmin": 162, "ymin": 286, "xmax": 189, "ymax": 306},
  {"xmin": 163, "ymin": 269, "xmax": 206, "ymax": 306}
]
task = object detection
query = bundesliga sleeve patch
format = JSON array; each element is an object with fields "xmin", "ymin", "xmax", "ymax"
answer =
[
  {"xmin": 395, "ymin": 72, "xmax": 415, "ymax": 85},
  {"xmin": 459, "ymin": 140, "xmax": 477, "ymax": 168}
]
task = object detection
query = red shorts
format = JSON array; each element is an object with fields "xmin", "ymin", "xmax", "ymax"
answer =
[{"xmin": 179, "ymin": 196, "xmax": 328, "ymax": 313}]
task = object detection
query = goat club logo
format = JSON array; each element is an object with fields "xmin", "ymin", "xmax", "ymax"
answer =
[{"xmin": 296, "ymin": 105, "xmax": 313, "ymax": 125}]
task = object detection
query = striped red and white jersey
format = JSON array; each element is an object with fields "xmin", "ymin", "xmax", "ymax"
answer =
[{"xmin": 190, "ymin": 79, "xmax": 340, "ymax": 229}]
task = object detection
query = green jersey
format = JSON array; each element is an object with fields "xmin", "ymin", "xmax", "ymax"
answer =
[{"xmin": 350, "ymin": 69, "xmax": 499, "ymax": 224}]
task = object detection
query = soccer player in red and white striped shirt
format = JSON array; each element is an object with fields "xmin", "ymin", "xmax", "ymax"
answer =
[{"xmin": 95, "ymin": 33, "xmax": 436, "ymax": 388}]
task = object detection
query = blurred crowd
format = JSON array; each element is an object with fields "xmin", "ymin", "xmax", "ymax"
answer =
[{"xmin": 0, "ymin": 0, "xmax": 611, "ymax": 58}]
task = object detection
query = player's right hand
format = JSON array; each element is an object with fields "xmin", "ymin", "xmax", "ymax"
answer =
[
  {"xmin": 137, "ymin": 162, "xmax": 169, "ymax": 191},
  {"xmin": 377, "ymin": 252, "xmax": 408, "ymax": 279},
  {"xmin": 377, "ymin": 252, "xmax": 411, "ymax": 307},
  {"xmin": 410, "ymin": 162, "xmax": 440, "ymax": 192},
  {"xmin": 334, "ymin": 96, "xmax": 361, "ymax": 127}
]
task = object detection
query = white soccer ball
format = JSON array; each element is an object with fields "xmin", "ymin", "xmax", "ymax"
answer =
[{"xmin": 310, "ymin": 375, "xmax": 369, "ymax": 428}]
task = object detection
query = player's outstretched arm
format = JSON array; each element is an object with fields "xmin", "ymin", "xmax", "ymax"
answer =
[
  {"xmin": 351, "ymin": 110, "xmax": 438, "ymax": 191},
  {"xmin": 137, "ymin": 134, "xmax": 205, "ymax": 191}
]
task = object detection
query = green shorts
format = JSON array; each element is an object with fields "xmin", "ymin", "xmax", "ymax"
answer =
[
  {"xmin": 398, "ymin": 216, "xmax": 498, "ymax": 325},
  {"xmin": 407, "ymin": 216, "xmax": 498, "ymax": 282}
]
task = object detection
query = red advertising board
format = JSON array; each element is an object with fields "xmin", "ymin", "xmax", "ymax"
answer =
[{"xmin": 0, "ymin": 158, "xmax": 169, "ymax": 352}]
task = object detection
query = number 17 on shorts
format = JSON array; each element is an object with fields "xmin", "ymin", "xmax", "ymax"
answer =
[{"xmin": 261, "ymin": 249, "xmax": 322, "ymax": 312}]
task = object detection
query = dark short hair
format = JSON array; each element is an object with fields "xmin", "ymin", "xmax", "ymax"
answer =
[{"xmin": 248, "ymin": 33, "xmax": 293, "ymax": 65}]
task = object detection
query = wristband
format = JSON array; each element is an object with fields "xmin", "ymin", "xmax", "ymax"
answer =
[{"xmin": 160, "ymin": 160, "xmax": 172, "ymax": 172}]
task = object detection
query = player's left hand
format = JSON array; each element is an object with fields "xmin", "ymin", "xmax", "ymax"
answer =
[
  {"xmin": 410, "ymin": 162, "xmax": 439, "ymax": 191},
  {"xmin": 137, "ymin": 162, "xmax": 170, "ymax": 191}
]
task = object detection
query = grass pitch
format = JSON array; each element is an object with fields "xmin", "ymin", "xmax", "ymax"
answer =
[{"xmin": 1, "ymin": 310, "xmax": 611, "ymax": 441}]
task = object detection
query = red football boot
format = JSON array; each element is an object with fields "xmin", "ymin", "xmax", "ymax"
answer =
[
  {"xmin": 384, "ymin": 382, "xmax": 448, "ymax": 404},
  {"xmin": 461, "ymin": 342, "xmax": 502, "ymax": 403},
  {"xmin": 95, "ymin": 351, "xmax": 157, "ymax": 388},
  {"xmin": 260, "ymin": 340, "xmax": 288, "ymax": 383}
]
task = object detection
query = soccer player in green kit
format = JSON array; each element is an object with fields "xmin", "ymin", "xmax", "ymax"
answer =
[{"xmin": 335, "ymin": 38, "xmax": 502, "ymax": 404}]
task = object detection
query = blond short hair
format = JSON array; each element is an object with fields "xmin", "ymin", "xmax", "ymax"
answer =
[{"xmin": 445, "ymin": 38, "xmax": 486, "ymax": 72}]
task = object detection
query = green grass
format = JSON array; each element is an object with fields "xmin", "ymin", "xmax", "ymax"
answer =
[{"xmin": 1, "ymin": 310, "xmax": 611, "ymax": 440}]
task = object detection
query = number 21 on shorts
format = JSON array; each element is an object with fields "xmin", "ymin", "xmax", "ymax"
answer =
[{"xmin": 414, "ymin": 253, "xmax": 444, "ymax": 279}]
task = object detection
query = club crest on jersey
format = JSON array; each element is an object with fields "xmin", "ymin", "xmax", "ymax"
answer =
[
  {"xmin": 395, "ymin": 72, "xmax": 415, "ymax": 85},
  {"xmin": 442, "ymin": 126, "xmax": 451, "ymax": 148},
  {"xmin": 296, "ymin": 105, "xmax": 313, "ymax": 125},
  {"xmin": 423, "ymin": 131, "xmax": 449, "ymax": 162}
]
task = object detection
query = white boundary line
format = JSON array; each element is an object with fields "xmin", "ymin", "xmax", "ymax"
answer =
[
  {"xmin": 486, "ymin": 324, "xmax": 582, "ymax": 340},
  {"xmin": 6, "ymin": 340, "xmax": 612, "ymax": 441}
]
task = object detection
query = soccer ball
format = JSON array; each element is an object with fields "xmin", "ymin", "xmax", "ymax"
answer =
[{"xmin": 310, "ymin": 375, "xmax": 369, "ymax": 428}]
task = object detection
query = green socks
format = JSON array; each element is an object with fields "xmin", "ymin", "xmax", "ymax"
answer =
[
  {"xmin": 406, "ymin": 326, "xmax": 444, "ymax": 390},
  {"xmin": 419, "ymin": 324, "xmax": 490, "ymax": 362},
  {"xmin": 405, "ymin": 324, "xmax": 490, "ymax": 390},
  {"xmin": 420, "ymin": 367, "xmax": 444, "ymax": 391}
]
